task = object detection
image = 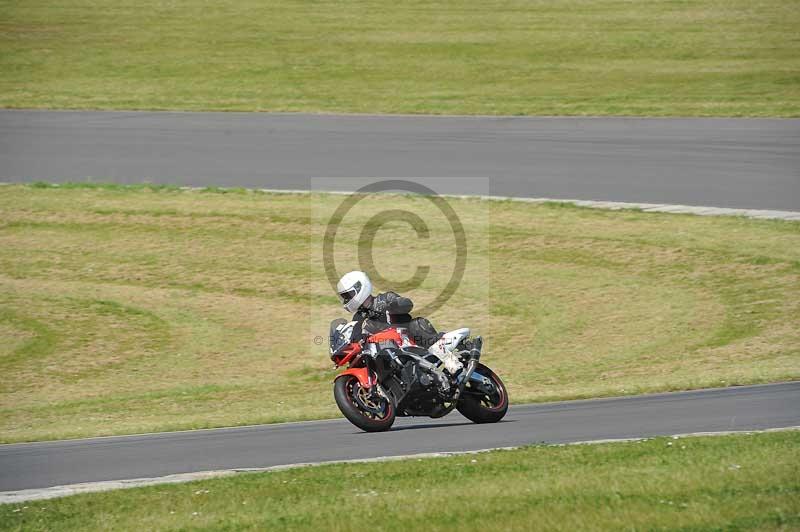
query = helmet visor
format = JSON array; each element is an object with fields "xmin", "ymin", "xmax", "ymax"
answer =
[{"xmin": 338, "ymin": 288, "xmax": 357, "ymax": 305}]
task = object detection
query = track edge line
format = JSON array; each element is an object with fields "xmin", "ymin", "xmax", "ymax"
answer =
[
  {"xmin": 3, "ymin": 425, "xmax": 798, "ymax": 505},
  {"xmin": 1, "ymin": 182, "xmax": 798, "ymax": 220}
]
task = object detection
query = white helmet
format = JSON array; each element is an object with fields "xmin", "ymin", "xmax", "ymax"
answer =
[{"xmin": 336, "ymin": 271, "xmax": 372, "ymax": 313}]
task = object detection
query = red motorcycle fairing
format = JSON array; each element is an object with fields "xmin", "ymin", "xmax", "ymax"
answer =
[
  {"xmin": 334, "ymin": 327, "xmax": 415, "ymax": 388},
  {"xmin": 335, "ymin": 366, "xmax": 374, "ymax": 388},
  {"xmin": 332, "ymin": 342, "xmax": 362, "ymax": 367},
  {"xmin": 367, "ymin": 327, "xmax": 416, "ymax": 346}
]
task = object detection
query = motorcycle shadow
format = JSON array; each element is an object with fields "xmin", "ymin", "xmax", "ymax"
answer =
[{"xmin": 361, "ymin": 419, "xmax": 516, "ymax": 433}]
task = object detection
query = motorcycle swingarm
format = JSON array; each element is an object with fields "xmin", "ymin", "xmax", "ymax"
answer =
[{"xmin": 463, "ymin": 370, "xmax": 495, "ymax": 394}]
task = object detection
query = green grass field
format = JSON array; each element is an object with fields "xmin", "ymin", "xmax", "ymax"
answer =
[
  {"xmin": 1, "ymin": 0, "xmax": 798, "ymax": 116},
  {"xmin": 1, "ymin": 431, "xmax": 798, "ymax": 531},
  {"xmin": 0, "ymin": 184, "xmax": 798, "ymax": 443}
]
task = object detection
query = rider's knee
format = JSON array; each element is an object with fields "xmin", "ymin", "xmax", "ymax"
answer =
[{"xmin": 409, "ymin": 317, "xmax": 440, "ymax": 348}]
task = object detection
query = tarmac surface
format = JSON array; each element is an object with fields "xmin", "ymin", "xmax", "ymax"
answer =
[
  {"xmin": 1, "ymin": 110, "xmax": 798, "ymax": 210},
  {"xmin": 1, "ymin": 382, "xmax": 798, "ymax": 492}
]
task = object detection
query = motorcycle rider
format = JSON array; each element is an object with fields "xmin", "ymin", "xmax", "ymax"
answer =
[{"xmin": 336, "ymin": 270, "xmax": 441, "ymax": 348}]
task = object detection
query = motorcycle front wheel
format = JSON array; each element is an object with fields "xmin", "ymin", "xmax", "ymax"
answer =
[
  {"xmin": 457, "ymin": 363, "xmax": 508, "ymax": 424},
  {"xmin": 334, "ymin": 375, "xmax": 395, "ymax": 432}
]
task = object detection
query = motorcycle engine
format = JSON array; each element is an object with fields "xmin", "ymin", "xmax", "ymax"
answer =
[
  {"xmin": 417, "ymin": 364, "xmax": 450, "ymax": 396},
  {"xmin": 418, "ymin": 371, "xmax": 433, "ymax": 387}
]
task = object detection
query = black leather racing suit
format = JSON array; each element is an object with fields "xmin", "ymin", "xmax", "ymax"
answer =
[{"xmin": 352, "ymin": 291, "xmax": 441, "ymax": 348}]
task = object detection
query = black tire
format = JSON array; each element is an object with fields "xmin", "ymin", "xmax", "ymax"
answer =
[
  {"xmin": 456, "ymin": 363, "xmax": 508, "ymax": 424},
  {"xmin": 334, "ymin": 375, "xmax": 395, "ymax": 432}
]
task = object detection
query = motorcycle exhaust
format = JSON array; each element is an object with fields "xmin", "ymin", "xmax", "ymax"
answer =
[
  {"xmin": 453, "ymin": 359, "xmax": 477, "ymax": 403},
  {"xmin": 452, "ymin": 336, "xmax": 482, "ymax": 403}
]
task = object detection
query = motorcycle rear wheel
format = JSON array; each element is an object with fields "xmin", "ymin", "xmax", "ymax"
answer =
[
  {"xmin": 457, "ymin": 363, "xmax": 508, "ymax": 424},
  {"xmin": 334, "ymin": 375, "xmax": 395, "ymax": 432}
]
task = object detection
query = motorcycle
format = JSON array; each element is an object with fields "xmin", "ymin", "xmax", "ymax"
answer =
[{"xmin": 329, "ymin": 319, "xmax": 508, "ymax": 432}]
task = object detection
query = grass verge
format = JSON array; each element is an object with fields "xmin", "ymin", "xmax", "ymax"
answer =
[
  {"xmin": 1, "ymin": 0, "xmax": 798, "ymax": 116},
  {"xmin": 1, "ymin": 431, "xmax": 798, "ymax": 531},
  {"xmin": 0, "ymin": 184, "xmax": 798, "ymax": 442}
]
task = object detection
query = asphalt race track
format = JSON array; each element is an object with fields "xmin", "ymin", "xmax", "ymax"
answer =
[
  {"xmin": 1, "ymin": 382, "xmax": 798, "ymax": 492},
  {"xmin": 1, "ymin": 110, "xmax": 798, "ymax": 210}
]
